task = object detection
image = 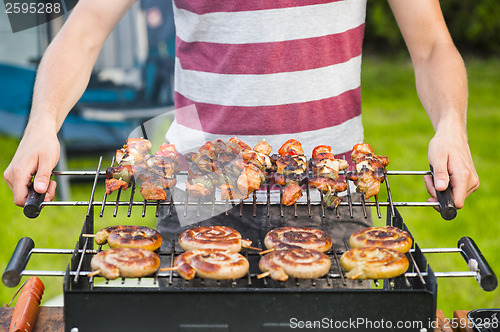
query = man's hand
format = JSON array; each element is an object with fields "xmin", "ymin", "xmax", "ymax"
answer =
[
  {"xmin": 3, "ymin": 0, "xmax": 136, "ymax": 207},
  {"xmin": 4, "ymin": 123, "xmax": 60, "ymax": 207},
  {"xmin": 424, "ymin": 125, "xmax": 479, "ymax": 210},
  {"xmin": 389, "ymin": 0, "xmax": 479, "ymax": 211}
]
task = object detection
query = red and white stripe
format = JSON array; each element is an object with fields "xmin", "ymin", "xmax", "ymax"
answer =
[{"xmin": 167, "ymin": 0, "xmax": 367, "ymax": 156}]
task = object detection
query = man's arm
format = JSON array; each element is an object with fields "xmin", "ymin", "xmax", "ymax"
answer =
[
  {"xmin": 388, "ymin": 0, "xmax": 479, "ymax": 209},
  {"xmin": 4, "ymin": 0, "xmax": 136, "ymax": 206}
]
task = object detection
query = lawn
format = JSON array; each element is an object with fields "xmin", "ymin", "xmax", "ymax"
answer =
[
  {"xmin": 0, "ymin": 55, "xmax": 499, "ymax": 318},
  {"xmin": 360, "ymin": 55, "xmax": 500, "ymax": 316}
]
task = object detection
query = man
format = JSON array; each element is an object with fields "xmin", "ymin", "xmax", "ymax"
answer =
[{"xmin": 4, "ymin": 0, "xmax": 478, "ymax": 222}]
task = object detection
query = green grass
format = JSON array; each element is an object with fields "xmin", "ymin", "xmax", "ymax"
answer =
[
  {"xmin": 361, "ymin": 55, "xmax": 500, "ymax": 316},
  {"xmin": 1, "ymin": 56, "xmax": 499, "ymax": 317}
]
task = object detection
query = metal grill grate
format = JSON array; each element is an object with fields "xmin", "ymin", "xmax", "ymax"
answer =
[{"xmin": 25, "ymin": 156, "xmax": 449, "ymax": 220}]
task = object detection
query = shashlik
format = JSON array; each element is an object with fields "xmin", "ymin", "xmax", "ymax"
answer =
[
  {"xmin": 105, "ymin": 139, "xmax": 181, "ymax": 201},
  {"xmin": 184, "ymin": 138, "xmax": 270, "ymax": 201},
  {"xmin": 308, "ymin": 145, "xmax": 348, "ymax": 207},
  {"xmin": 105, "ymin": 139, "xmax": 388, "ymax": 204},
  {"xmin": 347, "ymin": 143, "xmax": 389, "ymax": 199},
  {"xmin": 271, "ymin": 139, "xmax": 308, "ymax": 206}
]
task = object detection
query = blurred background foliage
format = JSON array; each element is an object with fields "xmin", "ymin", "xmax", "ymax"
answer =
[{"xmin": 365, "ymin": 0, "xmax": 500, "ymax": 56}]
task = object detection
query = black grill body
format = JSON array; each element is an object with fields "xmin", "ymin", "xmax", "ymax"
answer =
[{"xmin": 63, "ymin": 206, "xmax": 438, "ymax": 332}]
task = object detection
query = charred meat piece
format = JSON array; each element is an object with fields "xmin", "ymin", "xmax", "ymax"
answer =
[
  {"xmin": 185, "ymin": 182, "xmax": 213, "ymax": 199},
  {"xmin": 307, "ymin": 145, "xmax": 349, "ymax": 208},
  {"xmin": 276, "ymin": 155, "xmax": 307, "ymax": 176},
  {"xmin": 309, "ymin": 145, "xmax": 349, "ymax": 180},
  {"xmin": 227, "ymin": 137, "xmax": 251, "ymax": 154},
  {"xmin": 106, "ymin": 165, "xmax": 134, "ymax": 183},
  {"xmin": 185, "ymin": 152, "xmax": 215, "ymax": 174},
  {"xmin": 237, "ymin": 164, "xmax": 265, "ymax": 196},
  {"xmin": 241, "ymin": 150, "xmax": 273, "ymax": 171},
  {"xmin": 308, "ymin": 176, "xmax": 346, "ymax": 208},
  {"xmin": 220, "ymin": 183, "xmax": 249, "ymax": 201},
  {"xmin": 115, "ymin": 138, "xmax": 151, "ymax": 165},
  {"xmin": 199, "ymin": 141, "xmax": 217, "ymax": 160},
  {"xmin": 347, "ymin": 143, "xmax": 390, "ymax": 199},
  {"xmin": 140, "ymin": 180, "xmax": 167, "ymax": 201},
  {"xmin": 278, "ymin": 139, "xmax": 304, "ymax": 156},
  {"xmin": 308, "ymin": 177, "xmax": 347, "ymax": 194},
  {"xmin": 282, "ymin": 182, "xmax": 303, "ymax": 206},
  {"xmin": 253, "ymin": 139, "xmax": 272, "ymax": 155},
  {"xmin": 272, "ymin": 140, "xmax": 307, "ymax": 206},
  {"xmin": 105, "ymin": 178, "xmax": 129, "ymax": 195},
  {"xmin": 145, "ymin": 155, "xmax": 182, "ymax": 179},
  {"xmin": 154, "ymin": 143, "xmax": 178, "ymax": 159},
  {"xmin": 126, "ymin": 137, "xmax": 152, "ymax": 154},
  {"xmin": 212, "ymin": 139, "xmax": 229, "ymax": 155}
]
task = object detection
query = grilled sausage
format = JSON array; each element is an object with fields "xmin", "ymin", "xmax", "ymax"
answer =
[{"xmin": 9, "ymin": 276, "xmax": 45, "ymax": 332}]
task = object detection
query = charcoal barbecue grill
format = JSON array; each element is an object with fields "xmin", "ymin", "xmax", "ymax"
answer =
[{"xmin": 2, "ymin": 156, "xmax": 497, "ymax": 332}]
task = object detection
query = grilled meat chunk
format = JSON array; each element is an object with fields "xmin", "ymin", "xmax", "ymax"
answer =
[{"xmin": 347, "ymin": 143, "xmax": 389, "ymax": 199}]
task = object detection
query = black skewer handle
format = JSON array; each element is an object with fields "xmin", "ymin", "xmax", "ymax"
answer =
[
  {"xmin": 458, "ymin": 237, "xmax": 498, "ymax": 292},
  {"xmin": 2, "ymin": 237, "xmax": 35, "ymax": 288},
  {"xmin": 429, "ymin": 165, "xmax": 457, "ymax": 220},
  {"xmin": 23, "ymin": 185, "xmax": 45, "ymax": 218}
]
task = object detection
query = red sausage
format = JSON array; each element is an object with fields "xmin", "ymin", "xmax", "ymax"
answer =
[{"xmin": 9, "ymin": 276, "xmax": 45, "ymax": 332}]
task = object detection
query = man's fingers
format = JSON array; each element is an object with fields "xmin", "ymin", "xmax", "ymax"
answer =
[
  {"xmin": 431, "ymin": 167, "xmax": 449, "ymax": 192},
  {"xmin": 44, "ymin": 181, "xmax": 58, "ymax": 202},
  {"xmin": 33, "ymin": 155, "xmax": 56, "ymax": 194},
  {"xmin": 12, "ymin": 183, "xmax": 30, "ymax": 207},
  {"xmin": 427, "ymin": 197, "xmax": 440, "ymax": 213},
  {"xmin": 4, "ymin": 166, "xmax": 33, "ymax": 207},
  {"xmin": 33, "ymin": 174, "xmax": 50, "ymax": 194},
  {"xmin": 424, "ymin": 174, "xmax": 437, "ymax": 198},
  {"xmin": 450, "ymin": 181, "xmax": 465, "ymax": 209},
  {"xmin": 448, "ymin": 167, "xmax": 476, "ymax": 210}
]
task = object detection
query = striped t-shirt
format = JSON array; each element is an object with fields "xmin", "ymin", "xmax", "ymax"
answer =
[{"xmin": 166, "ymin": 0, "xmax": 367, "ymax": 158}]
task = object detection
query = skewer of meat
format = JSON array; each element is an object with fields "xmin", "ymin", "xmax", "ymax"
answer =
[
  {"xmin": 138, "ymin": 143, "xmax": 181, "ymax": 201},
  {"xmin": 185, "ymin": 138, "xmax": 269, "ymax": 201},
  {"xmin": 183, "ymin": 138, "xmax": 246, "ymax": 199},
  {"xmin": 105, "ymin": 138, "xmax": 152, "ymax": 195},
  {"xmin": 105, "ymin": 140, "xmax": 181, "ymax": 201},
  {"xmin": 308, "ymin": 145, "xmax": 348, "ymax": 207},
  {"xmin": 115, "ymin": 137, "xmax": 152, "ymax": 165},
  {"xmin": 233, "ymin": 139, "xmax": 273, "ymax": 198},
  {"xmin": 271, "ymin": 139, "xmax": 308, "ymax": 206},
  {"xmin": 222, "ymin": 139, "xmax": 270, "ymax": 199},
  {"xmin": 184, "ymin": 144, "xmax": 218, "ymax": 199},
  {"xmin": 346, "ymin": 143, "xmax": 389, "ymax": 199}
]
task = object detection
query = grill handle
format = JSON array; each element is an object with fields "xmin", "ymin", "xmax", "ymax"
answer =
[
  {"xmin": 23, "ymin": 185, "xmax": 45, "ymax": 219},
  {"xmin": 458, "ymin": 237, "xmax": 498, "ymax": 291},
  {"xmin": 430, "ymin": 165, "xmax": 457, "ymax": 220},
  {"xmin": 2, "ymin": 237, "xmax": 35, "ymax": 288}
]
